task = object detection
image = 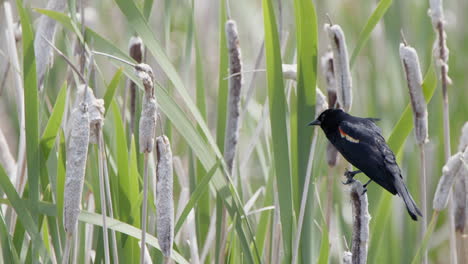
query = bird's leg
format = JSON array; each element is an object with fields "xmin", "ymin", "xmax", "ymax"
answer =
[
  {"xmin": 361, "ymin": 179, "xmax": 372, "ymax": 195},
  {"xmin": 342, "ymin": 169, "xmax": 362, "ymax": 185}
]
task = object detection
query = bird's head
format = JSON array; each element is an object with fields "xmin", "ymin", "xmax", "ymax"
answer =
[{"xmin": 308, "ymin": 108, "xmax": 346, "ymax": 133}]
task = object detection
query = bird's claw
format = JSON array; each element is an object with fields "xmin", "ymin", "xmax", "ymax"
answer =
[
  {"xmin": 342, "ymin": 177, "xmax": 356, "ymax": 185},
  {"xmin": 361, "ymin": 188, "xmax": 368, "ymax": 195}
]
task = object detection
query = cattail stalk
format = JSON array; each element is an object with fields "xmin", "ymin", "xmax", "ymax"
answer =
[
  {"xmin": 34, "ymin": 0, "xmax": 67, "ymax": 89},
  {"xmin": 349, "ymin": 180, "xmax": 370, "ymax": 264},
  {"xmin": 63, "ymin": 103, "xmax": 90, "ymax": 263},
  {"xmin": 126, "ymin": 36, "xmax": 144, "ymax": 134},
  {"xmin": 156, "ymin": 136, "xmax": 174, "ymax": 258},
  {"xmin": 429, "ymin": 1, "xmax": 457, "ymax": 261},
  {"xmin": 325, "ymin": 24, "xmax": 352, "ymax": 112},
  {"xmin": 399, "ymin": 42, "xmax": 429, "ymax": 263},
  {"xmin": 291, "ymin": 90, "xmax": 328, "ymax": 264}
]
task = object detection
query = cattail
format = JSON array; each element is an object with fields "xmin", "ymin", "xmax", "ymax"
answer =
[
  {"xmin": 458, "ymin": 122, "xmax": 468, "ymax": 152},
  {"xmin": 343, "ymin": 251, "xmax": 352, "ymax": 264},
  {"xmin": 325, "ymin": 24, "xmax": 352, "ymax": 112},
  {"xmin": 63, "ymin": 103, "xmax": 90, "ymax": 234},
  {"xmin": 128, "ymin": 36, "xmax": 144, "ymax": 134},
  {"xmin": 76, "ymin": 85, "xmax": 104, "ymax": 144},
  {"xmin": 321, "ymin": 51, "xmax": 340, "ymax": 167},
  {"xmin": 454, "ymin": 124, "xmax": 468, "ymax": 232},
  {"xmin": 34, "ymin": 0, "xmax": 67, "ymax": 90},
  {"xmin": 349, "ymin": 180, "xmax": 370, "ymax": 264},
  {"xmin": 282, "ymin": 64, "xmax": 297, "ymax": 80},
  {"xmin": 433, "ymin": 151, "xmax": 465, "ymax": 211},
  {"xmin": 315, "ymin": 88, "xmax": 328, "ymax": 117},
  {"xmin": 399, "ymin": 43, "xmax": 428, "ymax": 144},
  {"xmin": 136, "ymin": 64, "xmax": 157, "ymax": 153},
  {"xmin": 224, "ymin": 20, "xmax": 242, "ymax": 173},
  {"xmin": 156, "ymin": 136, "xmax": 174, "ymax": 257},
  {"xmin": 321, "ymin": 51, "xmax": 338, "ymax": 108}
]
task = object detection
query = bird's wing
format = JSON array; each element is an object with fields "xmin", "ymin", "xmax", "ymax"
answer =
[{"xmin": 339, "ymin": 118, "xmax": 403, "ymax": 177}]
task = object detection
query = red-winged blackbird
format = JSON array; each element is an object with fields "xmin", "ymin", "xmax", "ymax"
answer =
[{"xmin": 309, "ymin": 108, "xmax": 422, "ymax": 221}]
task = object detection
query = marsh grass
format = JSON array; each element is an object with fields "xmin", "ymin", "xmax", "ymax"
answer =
[{"xmin": 0, "ymin": 0, "xmax": 466, "ymax": 263}]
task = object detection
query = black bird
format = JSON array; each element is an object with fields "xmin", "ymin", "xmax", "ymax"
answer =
[{"xmin": 309, "ymin": 108, "xmax": 422, "ymax": 221}]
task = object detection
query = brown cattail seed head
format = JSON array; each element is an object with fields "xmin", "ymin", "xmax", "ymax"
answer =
[
  {"xmin": 139, "ymin": 96, "xmax": 157, "ymax": 153},
  {"xmin": 224, "ymin": 19, "xmax": 243, "ymax": 174},
  {"xmin": 433, "ymin": 151, "xmax": 466, "ymax": 211},
  {"xmin": 63, "ymin": 103, "xmax": 90, "ymax": 234},
  {"xmin": 399, "ymin": 44, "xmax": 428, "ymax": 144},
  {"xmin": 156, "ymin": 135, "xmax": 174, "ymax": 257},
  {"xmin": 325, "ymin": 24, "xmax": 352, "ymax": 112},
  {"xmin": 76, "ymin": 85, "xmax": 105, "ymax": 144},
  {"xmin": 453, "ymin": 171, "xmax": 467, "ymax": 232},
  {"xmin": 326, "ymin": 143, "xmax": 340, "ymax": 167},
  {"xmin": 350, "ymin": 180, "xmax": 370, "ymax": 264},
  {"xmin": 129, "ymin": 36, "xmax": 144, "ymax": 63},
  {"xmin": 321, "ymin": 51, "xmax": 337, "ymax": 101}
]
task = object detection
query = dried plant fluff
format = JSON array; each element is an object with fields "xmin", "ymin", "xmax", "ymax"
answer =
[
  {"xmin": 399, "ymin": 44, "xmax": 428, "ymax": 144},
  {"xmin": 343, "ymin": 251, "xmax": 352, "ymax": 264},
  {"xmin": 325, "ymin": 24, "xmax": 352, "ymax": 112},
  {"xmin": 63, "ymin": 103, "xmax": 90, "ymax": 234},
  {"xmin": 136, "ymin": 63, "xmax": 157, "ymax": 153},
  {"xmin": 321, "ymin": 51, "xmax": 337, "ymax": 97},
  {"xmin": 139, "ymin": 96, "xmax": 157, "ymax": 153},
  {"xmin": 34, "ymin": 0, "xmax": 67, "ymax": 90},
  {"xmin": 75, "ymin": 85, "xmax": 104, "ymax": 144},
  {"xmin": 458, "ymin": 122, "xmax": 468, "ymax": 152},
  {"xmin": 135, "ymin": 63, "xmax": 155, "ymax": 97},
  {"xmin": 156, "ymin": 136, "xmax": 174, "ymax": 257},
  {"xmin": 282, "ymin": 64, "xmax": 297, "ymax": 80},
  {"xmin": 349, "ymin": 180, "xmax": 370, "ymax": 264},
  {"xmin": 224, "ymin": 20, "xmax": 243, "ymax": 173},
  {"xmin": 315, "ymin": 88, "xmax": 328, "ymax": 118},
  {"xmin": 428, "ymin": 0, "xmax": 444, "ymax": 28},
  {"xmin": 433, "ymin": 151, "xmax": 465, "ymax": 211}
]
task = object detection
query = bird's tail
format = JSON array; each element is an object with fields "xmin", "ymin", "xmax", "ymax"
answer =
[{"xmin": 394, "ymin": 176, "xmax": 423, "ymax": 221}]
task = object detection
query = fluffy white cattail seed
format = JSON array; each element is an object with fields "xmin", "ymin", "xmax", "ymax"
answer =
[
  {"xmin": 343, "ymin": 251, "xmax": 352, "ymax": 264},
  {"xmin": 63, "ymin": 103, "xmax": 90, "ymax": 234},
  {"xmin": 315, "ymin": 88, "xmax": 328, "ymax": 118},
  {"xmin": 349, "ymin": 180, "xmax": 370, "ymax": 264},
  {"xmin": 155, "ymin": 136, "xmax": 174, "ymax": 257},
  {"xmin": 433, "ymin": 151, "xmax": 465, "ymax": 211},
  {"xmin": 136, "ymin": 64, "xmax": 157, "ymax": 153},
  {"xmin": 76, "ymin": 85, "xmax": 104, "ymax": 144},
  {"xmin": 135, "ymin": 63, "xmax": 155, "ymax": 97},
  {"xmin": 399, "ymin": 44, "xmax": 428, "ymax": 144},
  {"xmin": 139, "ymin": 97, "xmax": 157, "ymax": 153},
  {"xmin": 458, "ymin": 122, "xmax": 468, "ymax": 152},
  {"xmin": 282, "ymin": 64, "xmax": 297, "ymax": 80},
  {"xmin": 428, "ymin": 0, "xmax": 444, "ymax": 28},
  {"xmin": 325, "ymin": 24, "xmax": 352, "ymax": 112},
  {"xmin": 224, "ymin": 20, "xmax": 243, "ymax": 173},
  {"xmin": 321, "ymin": 51, "xmax": 337, "ymax": 104},
  {"xmin": 34, "ymin": 0, "xmax": 67, "ymax": 90}
]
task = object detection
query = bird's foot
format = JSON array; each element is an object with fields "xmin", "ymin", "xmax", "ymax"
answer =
[
  {"xmin": 361, "ymin": 179, "xmax": 372, "ymax": 195},
  {"xmin": 342, "ymin": 169, "xmax": 362, "ymax": 185}
]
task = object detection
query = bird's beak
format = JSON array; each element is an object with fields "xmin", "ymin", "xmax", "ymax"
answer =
[{"xmin": 308, "ymin": 119, "xmax": 321, "ymax": 126}]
